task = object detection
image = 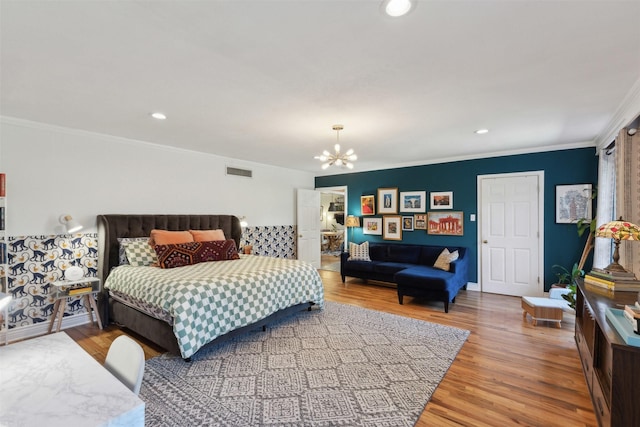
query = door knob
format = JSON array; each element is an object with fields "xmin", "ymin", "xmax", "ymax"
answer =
[{"xmin": 483, "ymin": 240, "xmax": 488, "ymax": 244}]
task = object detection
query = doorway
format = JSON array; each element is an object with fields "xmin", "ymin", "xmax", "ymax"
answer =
[
  {"xmin": 318, "ymin": 187, "xmax": 347, "ymax": 272},
  {"xmin": 478, "ymin": 171, "xmax": 544, "ymax": 296}
]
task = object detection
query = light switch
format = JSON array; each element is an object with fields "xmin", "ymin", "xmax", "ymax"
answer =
[{"xmin": 470, "ymin": 214, "xmax": 476, "ymax": 222}]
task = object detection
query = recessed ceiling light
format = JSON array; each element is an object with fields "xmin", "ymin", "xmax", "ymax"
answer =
[
  {"xmin": 381, "ymin": 0, "xmax": 414, "ymax": 17},
  {"xmin": 151, "ymin": 112, "xmax": 167, "ymax": 120},
  {"xmin": 475, "ymin": 129, "xmax": 489, "ymax": 134}
]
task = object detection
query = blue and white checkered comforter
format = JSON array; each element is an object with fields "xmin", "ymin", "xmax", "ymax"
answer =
[{"xmin": 104, "ymin": 255, "xmax": 325, "ymax": 358}]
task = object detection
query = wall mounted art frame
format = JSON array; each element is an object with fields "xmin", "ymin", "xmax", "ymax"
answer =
[
  {"xmin": 427, "ymin": 211, "xmax": 464, "ymax": 236},
  {"xmin": 362, "ymin": 217, "xmax": 382, "ymax": 235},
  {"xmin": 399, "ymin": 191, "xmax": 426, "ymax": 213},
  {"xmin": 555, "ymin": 184, "xmax": 592, "ymax": 223},
  {"xmin": 402, "ymin": 216, "xmax": 414, "ymax": 231},
  {"xmin": 383, "ymin": 215, "xmax": 402, "ymax": 240},
  {"xmin": 414, "ymin": 214, "xmax": 427, "ymax": 230},
  {"xmin": 430, "ymin": 191, "xmax": 453, "ymax": 209},
  {"xmin": 377, "ymin": 188, "xmax": 398, "ymax": 214},
  {"xmin": 361, "ymin": 195, "xmax": 375, "ymax": 216}
]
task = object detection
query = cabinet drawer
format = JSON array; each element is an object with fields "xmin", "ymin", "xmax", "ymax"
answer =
[
  {"xmin": 591, "ymin": 379, "xmax": 611, "ymax": 427},
  {"xmin": 576, "ymin": 330, "xmax": 593, "ymax": 391}
]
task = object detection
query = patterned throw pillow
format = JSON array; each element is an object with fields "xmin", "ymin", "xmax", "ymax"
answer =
[
  {"xmin": 117, "ymin": 237, "xmax": 151, "ymax": 265},
  {"xmin": 154, "ymin": 239, "xmax": 240, "ymax": 269},
  {"xmin": 433, "ymin": 248, "xmax": 459, "ymax": 271},
  {"xmin": 349, "ymin": 241, "xmax": 371, "ymax": 261},
  {"xmin": 123, "ymin": 240, "xmax": 158, "ymax": 267}
]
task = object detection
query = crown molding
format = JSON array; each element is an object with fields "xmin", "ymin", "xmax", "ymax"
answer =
[{"xmin": 595, "ymin": 76, "xmax": 640, "ymax": 149}]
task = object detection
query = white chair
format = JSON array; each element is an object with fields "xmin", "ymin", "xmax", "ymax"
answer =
[{"xmin": 104, "ymin": 335, "xmax": 145, "ymax": 395}]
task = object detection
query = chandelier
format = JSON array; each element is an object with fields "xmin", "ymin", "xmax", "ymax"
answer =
[{"xmin": 314, "ymin": 125, "xmax": 357, "ymax": 170}]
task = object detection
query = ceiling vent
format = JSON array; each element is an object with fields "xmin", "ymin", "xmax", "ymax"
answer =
[{"xmin": 226, "ymin": 166, "xmax": 253, "ymax": 178}]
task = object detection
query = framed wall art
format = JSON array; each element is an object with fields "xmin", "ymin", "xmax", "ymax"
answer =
[
  {"xmin": 377, "ymin": 188, "xmax": 398, "ymax": 214},
  {"xmin": 400, "ymin": 191, "xmax": 426, "ymax": 213},
  {"xmin": 555, "ymin": 184, "xmax": 592, "ymax": 223},
  {"xmin": 430, "ymin": 191, "xmax": 453, "ymax": 209},
  {"xmin": 414, "ymin": 214, "xmax": 427, "ymax": 230},
  {"xmin": 362, "ymin": 217, "xmax": 382, "ymax": 235},
  {"xmin": 427, "ymin": 211, "xmax": 464, "ymax": 236},
  {"xmin": 383, "ymin": 215, "xmax": 402, "ymax": 240},
  {"xmin": 361, "ymin": 195, "xmax": 375, "ymax": 216},
  {"xmin": 402, "ymin": 216, "xmax": 414, "ymax": 231}
]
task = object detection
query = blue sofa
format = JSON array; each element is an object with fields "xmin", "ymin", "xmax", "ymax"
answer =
[{"xmin": 340, "ymin": 242, "xmax": 469, "ymax": 312}]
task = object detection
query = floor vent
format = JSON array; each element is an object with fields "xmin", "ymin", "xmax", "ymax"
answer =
[{"xmin": 226, "ymin": 166, "xmax": 253, "ymax": 178}]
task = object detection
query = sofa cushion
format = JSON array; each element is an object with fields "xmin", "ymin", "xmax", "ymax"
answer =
[
  {"xmin": 418, "ymin": 246, "xmax": 444, "ymax": 266},
  {"xmin": 388, "ymin": 245, "xmax": 420, "ymax": 264},
  {"xmin": 345, "ymin": 260, "xmax": 376, "ymax": 273},
  {"xmin": 368, "ymin": 244, "xmax": 388, "ymax": 262},
  {"xmin": 373, "ymin": 262, "xmax": 416, "ymax": 275},
  {"xmin": 394, "ymin": 266, "xmax": 455, "ymax": 291}
]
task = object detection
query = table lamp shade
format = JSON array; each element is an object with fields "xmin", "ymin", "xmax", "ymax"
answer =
[
  {"xmin": 595, "ymin": 218, "xmax": 640, "ymax": 273},
  {"xmin": 345, "ymin": 216, "xmax": 360, "ymax": 228}
]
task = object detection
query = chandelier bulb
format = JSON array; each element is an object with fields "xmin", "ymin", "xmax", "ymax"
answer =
[
  {"xmin": 322, "ymin": 150, "xmax": 330, "ymax": 157},
  {"xmin": 349, "ymin": 154, "xmax": 358, "ymax": 161},
  {"xmin": 334, "ymin": 143, "xmax": 341, "ymax": 153},
  {"xmin": 346, "ymin": 163, "xmax": 354, "ymax": 169},
  {"xmin": 345, "ymin": 148, "xmax": 354, "ymax": 156},
  {"xmin": 322, "ymin": 163, "xmax": 330, "ymax": 170}
]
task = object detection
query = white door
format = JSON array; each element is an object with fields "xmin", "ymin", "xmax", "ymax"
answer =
[
  {"xmin": 480, "ymin": 173, "xmax": 543, "ymax": 296},
  {"xmin": 296, "ymin": 188, "xmax": 321, "ymax": 268}
]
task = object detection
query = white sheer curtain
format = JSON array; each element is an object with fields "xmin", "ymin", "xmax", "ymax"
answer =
[{"xmin": 593, "ymin": 145, "xmax": 616, "ymax": 268}]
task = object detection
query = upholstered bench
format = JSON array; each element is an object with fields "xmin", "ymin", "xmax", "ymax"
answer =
[
  {"xmin": 395, "ymin": 266, "xmax": 467, "ymax": 313},
  {"xmin": 521, "ymin": 296, "xmax": 569, "ymax": 328}
]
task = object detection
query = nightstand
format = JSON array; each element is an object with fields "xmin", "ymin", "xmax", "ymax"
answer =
[{"xmin": 48, "ymin": 277, "xmax": 102, "ymax": 333}]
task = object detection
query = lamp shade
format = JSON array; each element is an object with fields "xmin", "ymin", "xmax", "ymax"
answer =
[
  {"xmin": 59, "ymin": 214, "xmax": 83, "ymax": 233},
  {"xmin": 345, "ymin": 215, "xmax": 360, "ymax": 228},
  {"xmin": 595, "ymin": 218, "xmax": 640, "ymax": 242},
  {"xmin": 328, "ymin": 202, "xmax": 337, "ymax": 212}
]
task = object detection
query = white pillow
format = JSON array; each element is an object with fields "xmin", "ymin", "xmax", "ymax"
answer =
[
  {"xmin": 349, "ymin": 241, "xmax": 371, "ymax": 261},
  {"xmin": 434, "ymin": 248, "xmax": 459, "ymax": 271}
]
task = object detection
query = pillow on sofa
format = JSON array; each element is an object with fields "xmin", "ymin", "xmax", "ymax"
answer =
[
  {"xmin": 154, "ymin": 239, "xmax": 240, "ymax": 269},
  {"xmin": 434, "ymin": 248, "xmax": 459, "ymax": 271},
  {"xmin": 349, "ymin": 241, "xmax": 371, "ymax": 261}
]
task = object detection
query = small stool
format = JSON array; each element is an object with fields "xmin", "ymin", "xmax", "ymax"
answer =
[{"xmin": 521, "ymin": 296, "xmax": 565, "ymax": 328}]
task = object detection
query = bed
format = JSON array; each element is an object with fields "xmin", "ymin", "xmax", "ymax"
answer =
[{"xmin": 97, "ymin": 214, "xmax": 324, "ymax": 359}]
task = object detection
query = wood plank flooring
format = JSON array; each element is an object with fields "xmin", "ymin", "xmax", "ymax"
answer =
[{"xmin": 66, "ymin": 270, "xmax": 597, "ymax": 427}]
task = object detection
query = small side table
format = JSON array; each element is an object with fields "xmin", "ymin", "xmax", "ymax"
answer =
[{"xmin": 48, "ymin": 277, "xmax": 102, "ymax": 333}]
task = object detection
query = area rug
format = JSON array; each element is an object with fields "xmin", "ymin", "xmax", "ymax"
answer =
[{"xmin": 140, "ymin": 302, "xmax": 470, "ymax": 427}]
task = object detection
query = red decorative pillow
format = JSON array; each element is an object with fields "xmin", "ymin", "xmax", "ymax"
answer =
[{"xmin": 154, "ymin": 240, "xmax": 240, "ymax": 269}]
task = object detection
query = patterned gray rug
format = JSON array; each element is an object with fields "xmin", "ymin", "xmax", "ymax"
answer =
[{"xmin": 140, "ymin": 301, "xmax": 470, "ymax": 426}]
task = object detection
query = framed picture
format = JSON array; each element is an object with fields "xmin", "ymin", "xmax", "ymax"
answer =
[
  {"xmin": 362, "ymin": 217, "xmax": 382, "ymax": 235},
  {"xmin": 427, "ymin": 211, "xmax": 464, "ymax": 236},
  {"xmin": 361, "ymin": 195, "xmax": 375, "ymax": 216},
  {"xmin": 402, "ymin": 216, "xmax": 414, "ymax": 231},
  {"xmin": 556, "ymin": 184, "xmax": 592, "ymax": 223},
  {"xmin": 383, "ymin": 215, "xmax": 402, "ymax": 240},
  {"xmin": 378, "ymin": 188, "xmax": 398, "ymax": 214},
  {"xmin": 400, "ymin": 191, "xmax": 426, "ymax": 213},
  {"xmin": 430, "ymin": 191, "xmax": 453, "ymax": 209},
  {"xmin": 414, "ymin": 214, "xmax": 427, "ymax": 230}
]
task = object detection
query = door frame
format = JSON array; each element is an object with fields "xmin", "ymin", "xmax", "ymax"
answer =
[
  {"xmin": 315, "ymin": 185, "xmax": 349, "ymax": 244},
  {"xmin": 477, "ymin": 171, "xmax": 545, "ymax": 294}
]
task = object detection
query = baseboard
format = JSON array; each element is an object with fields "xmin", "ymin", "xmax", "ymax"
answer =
[
  {"xmin": 1, "ymin": 312, "xmax": 95, "ymax": 345},
  {"xmin": 466, "ymin": 282, "xmax": 480, "ymax": 292}
]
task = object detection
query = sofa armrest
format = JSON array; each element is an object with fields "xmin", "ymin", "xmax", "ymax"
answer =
[
  {"xmin": 449, "ymin": 255, "xmax": 469, "ymax": 282},
  {"xmin": 340, "ymin": 251, "xmax": 351, "ymax": 266}
]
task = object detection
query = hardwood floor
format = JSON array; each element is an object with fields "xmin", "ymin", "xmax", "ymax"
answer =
[{"xmin": 66, "ymin": 270, "xmax": 597, "ymax": 427}]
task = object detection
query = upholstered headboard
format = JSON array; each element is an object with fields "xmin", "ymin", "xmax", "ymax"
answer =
[{"xmin": 97, "ymin": 214, "xmax": 242, "ymax": 285}]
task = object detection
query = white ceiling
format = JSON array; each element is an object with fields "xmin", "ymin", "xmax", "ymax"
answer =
[{"xmin": 2, "ymin": 1, "xmax": 639, "ymax": 175}]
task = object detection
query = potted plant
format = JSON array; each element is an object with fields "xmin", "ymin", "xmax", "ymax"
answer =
[{"xmin": 552, "ymin": 263, "xmax": 584, "ymax": 310}]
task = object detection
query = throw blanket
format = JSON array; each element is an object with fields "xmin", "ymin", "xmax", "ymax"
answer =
[{"xmin": 104, "ymin": 255, "xmax": 325, "ymax": 358}]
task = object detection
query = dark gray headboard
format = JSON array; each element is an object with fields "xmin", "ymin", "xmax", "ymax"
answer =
[{"xmin": 97, "ymin": 214, "xmax": 242, "ymax": 285}]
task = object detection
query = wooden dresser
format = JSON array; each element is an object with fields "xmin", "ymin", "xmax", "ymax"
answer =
[{"xmin": 575, "ymin": 280, "xmax": 640, "ymax": 427}]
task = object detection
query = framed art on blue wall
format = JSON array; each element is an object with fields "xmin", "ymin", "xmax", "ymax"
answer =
[
  {"xmin": 362, "ymin": 217, "xmax": 382, "ymax": 235},
  {"xmin": 377, "ymin": 188, "xmax": 398, "ymax": 214},
  {"xmin": 430, "ymin": 191, "xmax": 453, "ymax": 209},
  {"xmin": 383, "ymin": 215, "xmax": 402, "ymax": 240},
  {"xmin": 361, "ymin": 195, "xmax": 375, "ymax": 215},
  {"xmin": 400, "ymin": 191, "xmax": 426, "ymax": 213},
  {"xmin": 555, "ymin": 184, "xmax": 592, "ymax": 223}
]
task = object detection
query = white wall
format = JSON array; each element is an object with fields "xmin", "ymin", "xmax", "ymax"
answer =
[{"xmin": 0, "ymin": 117, "xmax": 316, "ymax": 235}]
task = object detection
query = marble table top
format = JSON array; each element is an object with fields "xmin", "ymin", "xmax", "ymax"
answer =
[{"xmin": 0, "ymin": 332, "xmax": 144, "ymax": 427}]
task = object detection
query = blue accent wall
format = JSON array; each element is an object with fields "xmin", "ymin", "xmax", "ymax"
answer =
[{"xmin": 315, "ymin": 148, "xmax": 598, "ymax": 290}]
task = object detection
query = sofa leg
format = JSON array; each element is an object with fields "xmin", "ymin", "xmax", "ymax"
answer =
[
  {"xmin": 452, "ymin": 296, "xmax": 456, "ymax": 303},
  {"xmin": 398, "ymin": 294, "xmax": 404, "ymax": 305},
  {"xmin": 444, "ymin": 301, "xmax": 449, "ymax": 313},
  {"xmin": 341, "ymin": 275, "xmax": 345, "ymax": 283}
]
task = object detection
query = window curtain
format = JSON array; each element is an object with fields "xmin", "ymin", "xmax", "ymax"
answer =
[
  {"xmin": 615, "ymin": 128, "xmax": 640, "ymax": 276},
  {"xmin": 594, "ymin": 146, "xmax": 615, "ymax": 268}
]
